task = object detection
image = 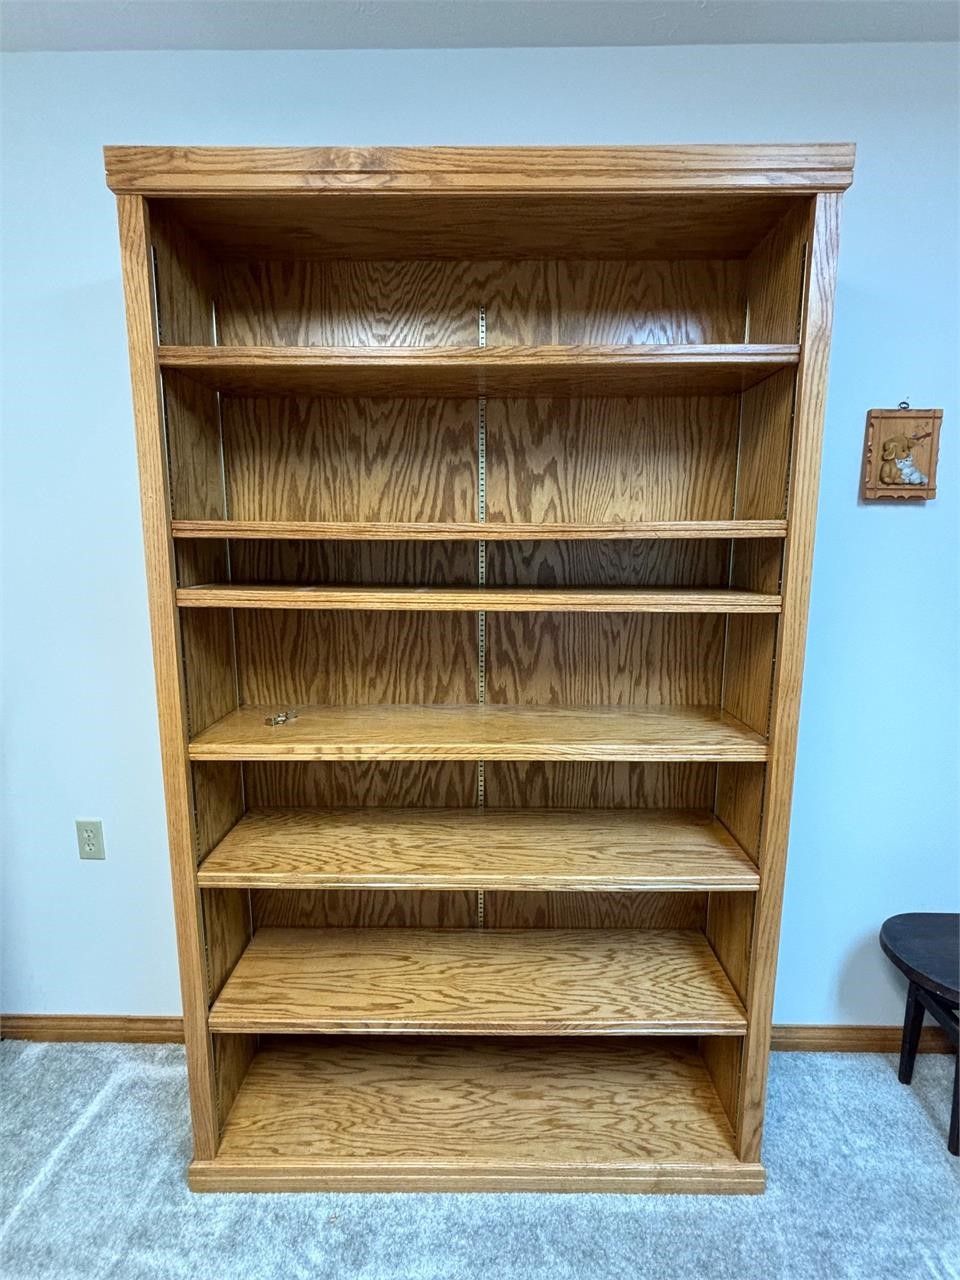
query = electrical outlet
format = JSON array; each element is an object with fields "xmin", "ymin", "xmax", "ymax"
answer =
[{"xmin": 76, "ymin": 820, "xmax": 105, "ymax": 860}]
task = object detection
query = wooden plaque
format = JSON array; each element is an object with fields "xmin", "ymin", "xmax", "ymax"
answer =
[{"xmin": 862, "ymin": 408, "xmax": 942, "ymax": 501}]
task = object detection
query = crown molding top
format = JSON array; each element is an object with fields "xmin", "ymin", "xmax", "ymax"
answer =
[{"xmin": 104, "ymin": 143, "xmax": 856, "ymax": 196}]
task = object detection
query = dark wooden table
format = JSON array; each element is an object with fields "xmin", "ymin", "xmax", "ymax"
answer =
[{"xmin": 880, "ymin": 912, "xmax": 959, "ymax": 1155}]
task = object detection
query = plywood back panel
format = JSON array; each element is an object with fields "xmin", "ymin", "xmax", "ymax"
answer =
[
  {"xmin": 163, "ymin": 191, "xmax": 803, "ymax": 261},
  {"xmin": 486, "ymin": 539, "xmax": 730, "ymax": 588},
  {"xmin": 486, "ymin": 397, "xmax": 739, "ymax": 524},
  {"xmin": 219, "ymin": 396, "xmax": 477, "ymax": 524},
  {"xmin": 243, "ymin": 761, "xmax": 477, "ymax": 808},
  {"xmin": 234, "ymin": 610, "xmax": 477, "ymax": 705},
  {"xmin": 252, "ymin": 889, "xmax": 476, "ymax": 928},
  {"xmin": 485, "ymin": 892, "xmax": 707, "ymax": 930},
  {"xmin": 484, "ymin": 761, "xmax": 715, "ymax": 809},
  {"xmin": 228, "ymin": 539, "xmax": 477, "ymax": 586},
  {"xmin": 486, "ymin": 613, "xmax": 723, "ymax": 707},
  {"xmin": 215, "ymin": 259, "xmax": 746, "ymax": 347}
]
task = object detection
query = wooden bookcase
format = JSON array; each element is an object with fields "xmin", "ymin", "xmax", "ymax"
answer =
[{"xmin": 106, "ymin": 144, "xmax": 853, "ymax": 1193}]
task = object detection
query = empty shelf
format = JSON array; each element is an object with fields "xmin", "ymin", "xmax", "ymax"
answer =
[
  {"xmin": 188, "ymin": 703, "xmax": 768, "ymax": 762},
  {"xmin": 172, "ymin": 519, "xmax": 788, "ymax": 541},
  {"xmin": 197, "ymin": 807, "xmax": 760, "ymax": 891},
  {"xmin": 159, "ymin": 343, "xmax": 799, "ymax": 397},
  {"xmin": 208, "ymin": 927, "xmax": 747, "ymax": 1036},
  {"xmin": 177, "ymin": 585, "xmax": 781, "ymax": 613},
  {"xmin": 190, "ymin": 1038, "xmax": 761, "ymax": 1193}
]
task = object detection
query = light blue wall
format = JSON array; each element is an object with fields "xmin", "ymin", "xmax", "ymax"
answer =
[{"xmin": 1, "ymin": 44, "xmax": 957, "ymax": 1021}]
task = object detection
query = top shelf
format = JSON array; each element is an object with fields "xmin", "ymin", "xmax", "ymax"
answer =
[{"xmin": 158, "ymin": 344, "xmax": 800, "ymax": 398}]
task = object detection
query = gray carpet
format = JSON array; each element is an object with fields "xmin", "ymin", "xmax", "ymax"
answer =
[{"xmin": 0, "ymin": 1042, "xmax": 957, "ymax": 1280}]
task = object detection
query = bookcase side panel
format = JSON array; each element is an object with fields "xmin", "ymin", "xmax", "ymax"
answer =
[
  {"xmin": 115, "ymin": 194, "xmax": 219, "ymax": 1159},
  {"xmin": 736, "ymin": 193, "xmax": 842, "ymax": 1162}
]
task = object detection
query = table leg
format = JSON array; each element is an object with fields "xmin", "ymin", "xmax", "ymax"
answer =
[{"xmin": 899, "ymin": 982, "xmax": 925, "ymax": 1085}]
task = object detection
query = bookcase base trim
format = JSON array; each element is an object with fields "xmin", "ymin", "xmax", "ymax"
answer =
[{"xmin": 186, "ymin": 1160, "xmax": 766, "ymax": 1195}]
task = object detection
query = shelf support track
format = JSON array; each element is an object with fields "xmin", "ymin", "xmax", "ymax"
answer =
[{"xmin": 477, "ymin": 307, "xmax": 487, "ymax": 928}]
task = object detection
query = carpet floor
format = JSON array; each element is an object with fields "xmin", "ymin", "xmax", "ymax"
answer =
[{"xmin": 0, "ymin": 1042, "xmax": 957, "ymax": 1280}]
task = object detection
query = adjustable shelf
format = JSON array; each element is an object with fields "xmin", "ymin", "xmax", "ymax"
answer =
[
  {"xmin": 196, "ymin": 807, "xmax": 761, "ymax": 891},
  {"xmin": 109, "ymin": 143, "xmax": 850, "ymax": 1196},
  {"xmin": 208, "ymin": 927, "xmax": 747, "ymax": 1035},
  {"xmin": 177, "ymin": 585, "xmax": 782, "ymax": 613},
  {"xmin": 188, "ymin": 704, "xmax": 769, "ymax": 762},
  {"xmin": 172, "ymin": 519, "xmax": 789, "ymax": 541},
  {"xmin": 159, "ymin": 343, "xmax": 799, "ymax": 397}
]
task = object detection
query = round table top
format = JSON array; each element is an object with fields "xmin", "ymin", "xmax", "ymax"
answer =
[{"xmin": 880, "ymin": 912, "xmax": 959, "ymax": 1004}]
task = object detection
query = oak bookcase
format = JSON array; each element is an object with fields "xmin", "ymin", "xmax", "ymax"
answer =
[{"xmin": 106, "ymin": 144, "xmax": 853, "ymax": 1193}]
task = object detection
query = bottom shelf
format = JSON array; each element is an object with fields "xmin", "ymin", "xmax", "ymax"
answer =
[{"xmin": 190, "ymin": 1038, "xmax": 763, "ymax": 1193}]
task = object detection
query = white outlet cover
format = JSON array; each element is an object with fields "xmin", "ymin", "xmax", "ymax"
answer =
[{"xmin": 76, "ymin": 819, "xmax": 105, "ymax": 860}]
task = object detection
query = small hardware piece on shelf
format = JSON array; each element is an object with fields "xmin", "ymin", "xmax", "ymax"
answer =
[
  {"xmin": 264, "ymin": 709, "xmax": 297, "ymax": 727},
  {"xmin": 861, "ymin": 405, "xmax": 943, "ymax": 500}
]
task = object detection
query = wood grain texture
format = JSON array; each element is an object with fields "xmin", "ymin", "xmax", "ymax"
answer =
[
  {"xmin": 241, "ymin": 761, "xmax": 476, "ymax": 808},
  {"xmin": 485, "ymin": 539, "xmax": 730, "ymax": 587},
  {"xmin": 733, "ymin": 368, "xmax": 796, "ymax": 521},
  {"xmin": 736, "ymin": 194, "xmax": 843, "ymax": 1163},
  {"xmin": 770, "ymin": 1025, "xmax": 955, "ymax": 1053},
  {"xmin": 191, "ymin": 763, "xmax": 245, "ymax": 863},
  {"xmin": 226, "ymin": 539, "xmax": 477, "ymax": 586},
  {"xmin": 208, "ymin": 928, "xmax": 747, "ymax": 1035},
  {"xmin": 486, "ymin": 613, "xmax": 723, "ymax": 707},
  {"xmin": 216, "ymin": 259, "xmax": 746, "ymax": 347},
  {"xmin": 486, "ymin": 397, "xmax": 739, "ymax": 524},
  {"xmin": 233, "ymin": 611, "xmax": 477, "ymax": 706},
  {"xmin": 159, "ymin": 191, "xmax": 802, "ymax": 260},
  {"xmin": 219, "ymin": 396, "xmax": 476, "ymax": 523},
  {"xmin": 213, "ymin": 1034, "xmax": 257, "ymax": 1136},
  {"xmin": 158, "ymin": 345, "xmax": 799, "ymax": 398},
  {"xmin": 178, "ymin": 585, "xmax": 781, "ymax": 613},
  {"xmin": 115, "ymin": 195, "xmax": 219, "ymax": 1159},
  {"xmin": 714, "ymin": 763, "xmax": 766, "ymax": 864},
  {"xmin": 202, "ymin": 889, "xmax": 251, "ymax": 1002},
  {"xmin": 484, "ymin": 892, "xmax": 706, "ymax": 930},
  {"xmin": 745, "ymin": 201, "xmax": 810, "ymax": 344},
  {"xmin": 728, "ymin": 538, "xmax": 783, "ymax": 597},
  {"xmin": 719, "ymin": 615, "xmax": 777, "ymax": 736},
  {"xmin": 705, "ymin": 894, "xmax": 755, "ymax": 1004},
  {"xmin": 104, "ymin": 142, "xmax": 855, "ymax": 194},
  {"xmin": 161, "ymin": 372, "xmax": 225, "ymax": 522},
  {"xmin": 149, "ymin": 205, "xmax": 215, "ymax": 345},
  {"xmin": 173, "ymin": 518, "xmax": 789, "ymax": 542},
  {"xmin": 179, "ymin": 609, "xmax": 238, "ymax": 736},
  {"xmin": 251, "ymin": 890, "xmax": 476, "ymax": 929},
  {"xmin": 0, "ymin": 1016, "xmax": 184, "ymax": 1043},
  {"xmin": 483, "ymin": 761, "xmax": 716, "ymax": 809},
  {"xmin": 197, "ymin": 807, "xmax": 760, "ymax": 891},
  {"xmin": 192, "ymin": 1037, "xmax": 759, "ymax": 1193},
  {"xmin": 701, "ymin": 1037, "xmax": 743, "ymax": 1132},
  {"xmin": 187, "ymin": 704, "xmax": 769, "ymax": 762}
]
